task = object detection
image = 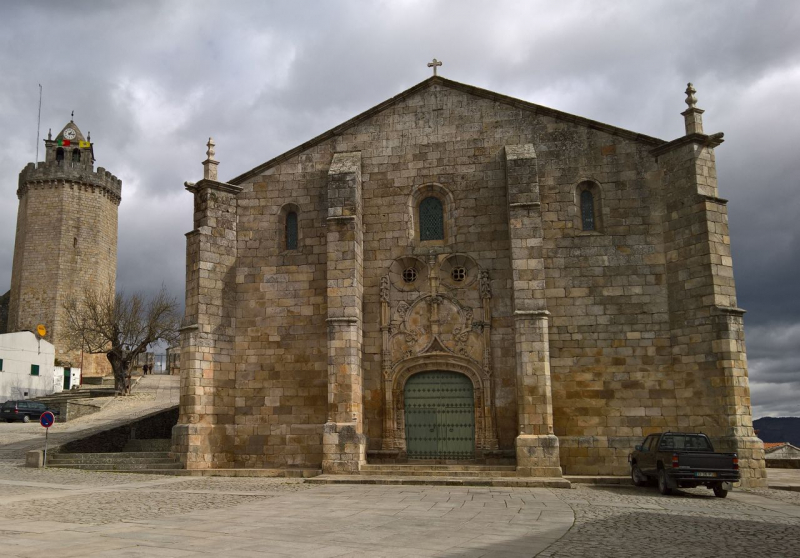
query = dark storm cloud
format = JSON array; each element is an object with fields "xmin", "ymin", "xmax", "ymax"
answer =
[{"xmin": 0, "ymin": 0, "xmax": 797, "ymax": 416}]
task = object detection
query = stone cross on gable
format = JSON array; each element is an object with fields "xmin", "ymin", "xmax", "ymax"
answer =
[{"xmin": 427, "ymin": 58, "xmax": 442, "ymax": 76}]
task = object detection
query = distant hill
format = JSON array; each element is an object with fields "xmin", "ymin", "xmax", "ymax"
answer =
[{"xmin": 754, "ymin": 417, "xmax": 800, "ymax": 447}]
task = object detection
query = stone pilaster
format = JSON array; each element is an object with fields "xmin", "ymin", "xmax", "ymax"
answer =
[
  {"xmin": 322, "ymin": 152, "xmax": 366, "ymax": 474},
  {"xmin": 653, "ymin": 87, "xmax": 766, "ymax": 487},
  {"xmin": 504, "ymin": 145, "xmax": 562, "ymax": 477},
  {"xmin": 172, "ymin": 175, "xmax": 241, "ymax": 469}
]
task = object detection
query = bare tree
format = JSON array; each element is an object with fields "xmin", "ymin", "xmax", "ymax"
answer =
[{"xmin": 62, "ymin": 284, "xmax": 180, "ymax": 394}]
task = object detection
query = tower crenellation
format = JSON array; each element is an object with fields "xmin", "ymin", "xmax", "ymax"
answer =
[{"xmin": 18, "ymin": 160, "xmax": 122, "ymax": 203}]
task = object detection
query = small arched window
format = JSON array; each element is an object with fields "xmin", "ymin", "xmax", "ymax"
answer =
[
  {"xmin": 72, "ymin": 149, "xmax": 81, "ymax": 163},
  {"xmin": 285, "ymin": 211, "xmax": 298, "ymax": 250},
  {"xmin": 580, "ymin": 190, "xmax": 595, "ymax": 231},
  {"xmin": 55, "ymin": 147, "xmax": 64, "ymax": 162},
  {"xmin": 419, "ymin": 196, "xmax": 444, "ymax": 241}
]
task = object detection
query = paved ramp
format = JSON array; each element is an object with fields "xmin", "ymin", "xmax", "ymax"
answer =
[{"xmin": 0, "ymin": 375, "xmax": 179, "ymax": 461}]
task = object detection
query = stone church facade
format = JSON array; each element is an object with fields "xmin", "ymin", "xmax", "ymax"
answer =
[{"xmin": 174, "ymin": 76, "xmax": 766, "ymax": 486}]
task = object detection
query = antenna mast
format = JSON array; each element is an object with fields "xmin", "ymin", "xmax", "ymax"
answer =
[{"xmin": 35, "ymin": 84, "xmax": 42, "ymax": 167}]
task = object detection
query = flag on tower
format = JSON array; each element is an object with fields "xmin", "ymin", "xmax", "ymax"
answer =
[
  {"xmin": 57, "ymin": 138, "xmax": 71, "ymax": 146},
  {"xmin": 79, "ymin": 140, "xmax": 91, "ymax": 148}
]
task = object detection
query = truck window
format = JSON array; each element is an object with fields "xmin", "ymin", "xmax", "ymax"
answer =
[{"xmin": 659, "ymin": 434, "xmax": 712, "ymax": 451}]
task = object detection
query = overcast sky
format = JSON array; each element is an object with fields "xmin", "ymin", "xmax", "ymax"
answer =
[{"xmin": 0, "ymin": 0, "xmax": 797, "ymax": 418}]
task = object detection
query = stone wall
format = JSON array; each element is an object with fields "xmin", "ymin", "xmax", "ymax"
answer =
[{"xmin": 60, "ymin": 406, "xmax": 178, "ymax": 453}]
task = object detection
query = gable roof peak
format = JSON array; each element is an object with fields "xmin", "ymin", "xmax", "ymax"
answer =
[{"xmin": 229, "ymin": 75, "xmax": 665, "ymax": 185}]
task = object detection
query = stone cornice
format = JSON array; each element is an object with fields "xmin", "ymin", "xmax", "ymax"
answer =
[
  {"xmin": 650, "ymin": 132, "xmax": 725, "ymax": 157},
  {"xmin": 514, "ymin": 310, "xmax": 551, "ymax": 318},
  {"xmin": 184, "ymin": 178, "xmax": 242, "ymax": 195},
  {"xmin": 713, "ymin": 306, "xmax": 746, "ymax": 316}
]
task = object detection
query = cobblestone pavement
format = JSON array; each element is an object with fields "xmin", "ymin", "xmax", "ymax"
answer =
[
  {"xmin": 542, "ymin": 484, "xmax": 800, "ymax": 558},
  {"xmin": 1, "ymin": 463, "xmax": 800, "ymax": 558},
  {"xmin": 0, "ymin": 375, "xmax": 179, "ymax": 460}
]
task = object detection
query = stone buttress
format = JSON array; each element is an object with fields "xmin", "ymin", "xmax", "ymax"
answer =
[
  {"xmin": 172, "ymin": 139, "xmax": 240, "ymax": 469},
  {"xmin": 653, "ymin": 86, "xmax": 766, "ymax": 487},
  {"xmin": 323, "ymin": 152, "xmax": 367, "ymax": 473},
  {"xmin": 504, "ymin": 145, "xmax": 562, "ymax": 477}
]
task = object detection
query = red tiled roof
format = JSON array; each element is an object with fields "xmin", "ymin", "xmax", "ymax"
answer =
[{"xmin": 763, "ymin": 442, "xmax": 787, "ymax": 449}]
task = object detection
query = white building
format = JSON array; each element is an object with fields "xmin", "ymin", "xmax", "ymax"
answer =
[
  {"xmin": 765, "ymin": 443, "xmax": 800, "ymax": 460},
  {"xmin": 0, "ymin": 331, "xmax": 80, "ymax": 402}
]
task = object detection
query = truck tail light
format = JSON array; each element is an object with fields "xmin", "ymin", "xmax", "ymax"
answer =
[
  {"xmin": 733, "ymin": 457, "xmax": 739, "ymax": 470},
  {"xmin": 672, "ymin": 453, "xmax": 679, "ymax": 467}
]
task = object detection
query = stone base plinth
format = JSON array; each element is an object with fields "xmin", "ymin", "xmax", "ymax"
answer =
[
  {"xmin": 714, "ymin": 435, "xmax": 768, "ymax": 488},
  {"xmin": 171, "ymin": 423, "xmax": 234, "ymax": 470},
  {"xmin": 516, "ymin": 434, "xmax": 562, "ymax": 477},
  {"xmin": 322, "ymin": 421, "xmax": 366, "ymax": 474}
]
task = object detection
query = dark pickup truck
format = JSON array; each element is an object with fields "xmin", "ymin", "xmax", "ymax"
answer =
[{"xmin": 628, "ymin": 432, "xmax": 739, "ymax": 497}]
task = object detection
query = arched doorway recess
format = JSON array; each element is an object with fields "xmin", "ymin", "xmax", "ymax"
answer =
[{"xmin": 404, "ymin": 371, "xmax": 475, "ymax": 459}]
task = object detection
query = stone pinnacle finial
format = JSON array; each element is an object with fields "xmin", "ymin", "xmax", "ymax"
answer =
[
  {"xmin": 681, "ymin": 82, "xmax": 704, "ymax": 135},
  {"xmin": 685, "ymin": 83, "xmax": 697, "ymax": 109},
  {"xmin": 47, "ymin": 128, "xmax": 52, "ymax": 141},
  {"xmin": 202, "ymin": 137, "xmax": 219, "ymax": 181}
]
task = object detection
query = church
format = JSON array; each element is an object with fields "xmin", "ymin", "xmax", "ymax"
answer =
[{"xmin": 173, "ymin": 71, "xmax": 766, "ymax": 486}]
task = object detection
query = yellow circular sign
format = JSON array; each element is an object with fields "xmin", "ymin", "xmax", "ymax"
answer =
[{"xmin": 36, "ymin": 324, "xmax": 46, "ymax": 337}]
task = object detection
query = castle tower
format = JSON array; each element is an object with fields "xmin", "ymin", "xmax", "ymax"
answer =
[{"xmin": 7, "ymin": 118, "xmax": 122, "ymax": 376}]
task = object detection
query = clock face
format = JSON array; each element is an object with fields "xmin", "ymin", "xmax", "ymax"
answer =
[{"xmin": 63, "ymin": 128, "xmax": 76, "ymax": 140}]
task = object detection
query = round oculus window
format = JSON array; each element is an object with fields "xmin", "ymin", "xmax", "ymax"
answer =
[
  {"xmin": 402, "ymin": 268, "xmax": 418, "ymax": 283},
  {"xmin": 451, "ymin": 267, "xmax": 466, "ymax": 282}
]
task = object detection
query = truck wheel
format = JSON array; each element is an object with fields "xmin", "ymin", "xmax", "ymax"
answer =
[
  {"xmin": 22, "ymin": 415, "xmax": 30, "ymax": 423},
  {"xmin": 713, "ymin": 484, "xmax": 728, "ymax": 498},
  {"xmin": 658, "ymin": 469, "xmax": 672, "ymax": 495},
  {"xmin": 631, "ymin": 464, "xmax": 647, "ymax": 487}
]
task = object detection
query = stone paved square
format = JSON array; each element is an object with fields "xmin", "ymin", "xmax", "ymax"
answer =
[{"xmin": 1, "ymin": 462, "xmax": 799, "ymax": 557}]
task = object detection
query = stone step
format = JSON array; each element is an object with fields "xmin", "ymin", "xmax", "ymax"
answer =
[
  {"xmin": 46, "ymin": 468, "xmax": 323, "ymax": 477},
  {"xmin": 48, "ymin": 457, "xmax": 178, "ymax": 465},
  {"xmin": 361, "ymin": 464, "xmax": 516, "ymax": 472},
  {"xmin": 565, "ymin": 475, "xmax": 633, "ymax": 485},
  {"xmin": 49, "ymin": 452, "xmax": 172, "ymax": 463},
  {"xmin": 48, "ymin": 462, "xmax": 183, "ymax": 471},
  {"xmin": 360, "ymin": 469, "xmax": 517, "ymax": 478},
  {"xmin": 123, "ymin": 439, "xmax": 171, "ymax": 452},
  {"xmin": 307, "ymin": 475, "xmax": 571, "ymax": 488}
]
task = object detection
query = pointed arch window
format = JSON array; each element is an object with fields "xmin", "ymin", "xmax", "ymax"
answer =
[
  {"xmin": 55, "ymin": 147, "xmax": 64, "ymax": 162},
  {"xmin": 580, "ymin": 190, "xmax": 595, "ymax": 231},
  {"xmin": 71, "ymin": 149, "xmax": 81, "ymax": 163},
  {"xmin": 285, "ymin": 211, "xmax": 298, "ymax": 250},
  {"xmin": 419, "ymin": 196, "xmax": 444, "ymax": 241}
]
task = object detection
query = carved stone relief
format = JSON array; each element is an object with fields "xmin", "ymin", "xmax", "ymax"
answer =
[{"xmin": 380, "ymin": 253, "xmax": 498, "ymax": 453}]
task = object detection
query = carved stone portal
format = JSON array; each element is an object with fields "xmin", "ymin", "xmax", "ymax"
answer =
[{"xmin": 380, "ymin": 254, "xmax": 498, "ymax": 453}]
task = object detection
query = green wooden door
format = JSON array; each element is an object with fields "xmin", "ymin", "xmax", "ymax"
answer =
[
  {"xmin": 63, "ymin": 368, "xmax": 71, "ymax": 390},
  {"xmin": 404, "ymin": 371, "xmax": 475, "ymax": 459}
]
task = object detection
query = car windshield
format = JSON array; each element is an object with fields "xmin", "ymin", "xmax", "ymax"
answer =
[{"xmin": 659, "ymin": 435, "xmax": 712, "ymax": 451}]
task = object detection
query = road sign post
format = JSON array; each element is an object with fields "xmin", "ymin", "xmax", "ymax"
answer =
[{"xmin": 40, "ymin": 411, "xmax": 55, "ymax": 467}]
